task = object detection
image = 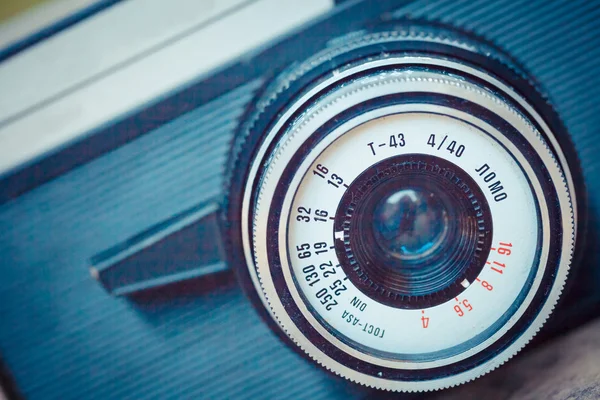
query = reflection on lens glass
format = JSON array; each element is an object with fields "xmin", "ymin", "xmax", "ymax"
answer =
[{"xmin": 372, "ymin": 188, "xmax": 449, "ymax": 261}]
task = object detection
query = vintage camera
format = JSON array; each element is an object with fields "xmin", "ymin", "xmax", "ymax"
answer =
[{"xmin": 0, "ymin": 0, "xmax": 598, "ymax": 398}]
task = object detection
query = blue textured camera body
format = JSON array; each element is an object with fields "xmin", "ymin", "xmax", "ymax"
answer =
[{"xmin": 0, "ymin": 0, "xmax": 598, "ymax": 398}]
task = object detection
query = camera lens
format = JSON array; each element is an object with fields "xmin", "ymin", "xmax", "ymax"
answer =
[
  {"xmin": 241, "ymin": 27, "xmax": 577, "ymax": 390},
  {"xmin": 334, "ymin": 155, "xmax": 492, "ymax": 308}
]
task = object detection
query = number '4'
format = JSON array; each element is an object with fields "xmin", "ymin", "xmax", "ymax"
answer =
[{"xmin": 421, "ymin": 315, "xmax": 430, "ymax": 329}]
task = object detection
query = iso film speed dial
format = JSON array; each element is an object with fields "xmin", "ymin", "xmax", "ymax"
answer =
[{"xmin": 224, "ymin": 22, "xmax": 581, "ymax": 392}]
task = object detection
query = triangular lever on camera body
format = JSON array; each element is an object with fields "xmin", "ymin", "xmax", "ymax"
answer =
[{"xmin": 90, "ymin": 201, "xmax": 227, "ymax": 297}]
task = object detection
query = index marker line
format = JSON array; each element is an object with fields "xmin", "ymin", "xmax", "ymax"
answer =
[{"xmin": 437, "ymin": 134, "xmax": 448, "ymax": 150}]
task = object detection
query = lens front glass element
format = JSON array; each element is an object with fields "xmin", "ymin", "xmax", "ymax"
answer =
[{"xmin": 372, "ymin": 186, "xmax": 449, "ymax": 261}]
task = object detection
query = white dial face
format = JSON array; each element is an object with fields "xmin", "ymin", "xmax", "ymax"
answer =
[{"xmin": 287, "ymin": 112, "xmax": 538, "ymax": 357}]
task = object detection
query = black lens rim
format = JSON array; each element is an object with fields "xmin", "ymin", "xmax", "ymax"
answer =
[{"xmin": 335, "ymin": 154, "xmax": 493, "ymax": 309}]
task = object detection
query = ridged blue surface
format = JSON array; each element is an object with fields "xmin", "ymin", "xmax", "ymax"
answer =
[{"xmin": 0, "ymin": 0, "xmax": 599, "ymax": 398}]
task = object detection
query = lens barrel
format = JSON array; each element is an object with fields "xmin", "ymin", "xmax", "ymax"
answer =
[{"xmin": 228, "ymin": 22, "xmax": 578, "ymax": 391}]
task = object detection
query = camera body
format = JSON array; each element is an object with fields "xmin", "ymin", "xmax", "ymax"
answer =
[{"xmin": 0, "ymin": 0, "xmax": 598, "ymax": 398}]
